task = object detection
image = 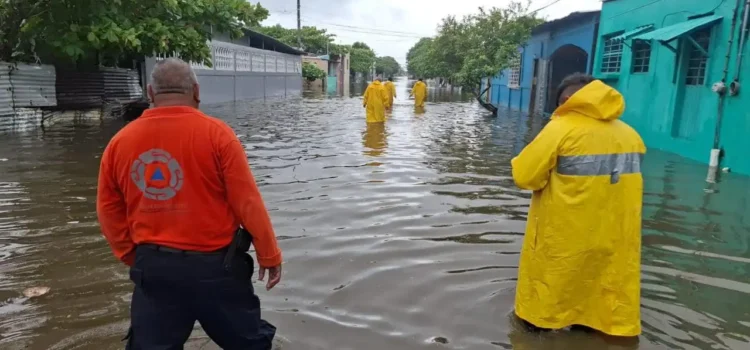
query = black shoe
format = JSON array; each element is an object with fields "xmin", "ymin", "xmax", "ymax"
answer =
[
  {"xmin": 570, "ymin": 324, "xmax": 596, "ymax": 333},
  {"xmin": 521, "ymin": 319, "xmax": 552, "ymax": 332}
]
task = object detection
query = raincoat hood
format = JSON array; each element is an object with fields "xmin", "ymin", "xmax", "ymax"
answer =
[{"xmin": 554, "ymin": 80, "xmax": 625, "ymax": 122}]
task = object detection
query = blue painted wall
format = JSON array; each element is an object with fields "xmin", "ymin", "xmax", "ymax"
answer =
[
  {"xmin": 490, "ymin": 12, "xmax": 600, "ymax": 114},
  {"xmin": 595, "ymin": 0, "xmax": 750, "ymax": 175}
]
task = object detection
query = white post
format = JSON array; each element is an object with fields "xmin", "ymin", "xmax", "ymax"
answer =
[{"xmin": 705, "ymin": 148, "xmax": 721, "ymax": 183}]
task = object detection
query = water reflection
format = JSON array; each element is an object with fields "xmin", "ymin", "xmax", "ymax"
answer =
[
  {"xmin": 0, "ymin": 78, "xmax": 748, "ymax": 350},
  {"xmin": 362, "ymin": 123, "xmax": 387, "ymax": 158}
]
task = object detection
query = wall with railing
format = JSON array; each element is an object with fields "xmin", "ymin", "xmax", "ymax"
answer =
[{"xmin": 147, "ymin": 40, "xmax": 303, "ymax": 105}]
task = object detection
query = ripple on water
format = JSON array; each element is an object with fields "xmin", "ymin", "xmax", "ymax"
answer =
[{"xmin": 0, "ymin": 82, "xmax": 749, "ymax": 349}]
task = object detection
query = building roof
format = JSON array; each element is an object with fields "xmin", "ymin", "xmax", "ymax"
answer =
[
  {"xmin": 243, "ymin": 28, "xmax": 305, "ymax": 55},
  {"xmin": 532, "ymin": 10, "xmax": 601, "ymax": 35},
  {"xmin": 632, "ymin": 15, "xmax": 723, "ymax": 42}
]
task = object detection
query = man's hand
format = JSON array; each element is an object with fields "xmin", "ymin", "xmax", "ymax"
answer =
[{"xmin": 258, "ymin": 264, "xmax": 282, "ymax": 291}]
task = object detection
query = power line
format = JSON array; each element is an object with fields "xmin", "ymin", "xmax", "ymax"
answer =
[
  {"xmin": 302, "ymin": 18, "xmax": 432, "ymax": 36},
  {"xmin": 269, "ymin": 10, "xmax": 431, "ymax": 37},
  {"xmin": 529, "ymin": 0, "xmax": 564, "ymax": 14}
]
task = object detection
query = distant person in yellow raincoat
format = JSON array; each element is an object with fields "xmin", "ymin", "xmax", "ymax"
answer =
[
  {"xmin": 384, "ymin": 77, "xmax": 397, "ymax": 110},
  {"xmin": 363, "ymin": 76, "xmax": 390, "ymax": 123},
  {"xmin": 511, "ymin": 73, "xmax": 646, "ymax": 337},
  {"xmin": 410, "ymin": 78, "xmax": 427, "ymax": 108}
]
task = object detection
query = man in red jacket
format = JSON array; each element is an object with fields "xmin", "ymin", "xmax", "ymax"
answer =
[{"xmin": 97, "ymin": 58, "xmax": 282, "ymax": 349}]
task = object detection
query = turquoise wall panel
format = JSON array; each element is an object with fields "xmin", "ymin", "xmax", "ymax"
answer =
[{"xmin": 596, "ymin": 0, "xmax": 750, "ymax": 174}]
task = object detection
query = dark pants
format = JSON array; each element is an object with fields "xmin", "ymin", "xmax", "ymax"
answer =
[{"xmin": 125, "ymin": 245, "xmax": 276, "ymax": 350}]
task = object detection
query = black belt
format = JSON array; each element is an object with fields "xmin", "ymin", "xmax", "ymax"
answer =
[{"xmin": 140, "ymin": 244, "xmax": 228, "ymax": 255}]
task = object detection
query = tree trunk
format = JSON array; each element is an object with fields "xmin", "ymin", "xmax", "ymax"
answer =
[{"xmin": 472, "ymin": 84, "xmax": 497, "ymax": 115}]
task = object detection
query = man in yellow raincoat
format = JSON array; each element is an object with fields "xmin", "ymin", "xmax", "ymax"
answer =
[
  {"xmin": 384, "ymin": 77, "xmax": 397, "ymax": 110},
  {"xmin": 363, "ymin": 76, "xmax": 390, "ymax": 123},
  {"xmin": 511, "ymin": 73, "xmax": 645, "ymax": 337},
  {"xmin": 410, "ymin": 78, "xmax": 427, "ymax": 108}
]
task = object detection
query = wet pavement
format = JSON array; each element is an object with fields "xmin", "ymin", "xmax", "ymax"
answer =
[{"xmin": 1, "ymin": 78, "xmax": 750, "ymax": 350}]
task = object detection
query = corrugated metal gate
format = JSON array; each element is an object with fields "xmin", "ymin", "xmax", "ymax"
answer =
[
  {"xmin": 56, "ymin": 67, "xmax": 143, "ymax": 109},
  {"xmin": 0, "ymin": 64, "xmax": 12, "ymax": 118},
  {"xmin": 0, "ymin": 61, "xmax": 144, "ymax": 133}
]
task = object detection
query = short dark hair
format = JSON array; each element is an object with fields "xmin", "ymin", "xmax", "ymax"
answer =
[
  {"xmin": 388, "ymin": 77, "xmax": 394, "ymax": 81},
  {"xmin": 556, "ymin": 73, "xmax": 595, "ymax": 106},
  {"xmin": 418, "ymin": 78, "xmax": 424, "ymax": 81}
]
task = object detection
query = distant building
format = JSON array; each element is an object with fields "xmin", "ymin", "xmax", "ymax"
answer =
[
  {"xmin": 145, "ymin": 28, "xmax": 304, "ymax": 105},
  {"xmin": 595, "ymin": 0, "xmax": 750, "ymax": 175},
  {"xmin": 488, "ymin": 11, "xmax": 601, "ymax": 115}
]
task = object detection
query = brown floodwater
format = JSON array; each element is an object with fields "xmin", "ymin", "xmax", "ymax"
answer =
[{"xmin": 1, "ymin": 78, "xmax": 750, "ymax": 350}]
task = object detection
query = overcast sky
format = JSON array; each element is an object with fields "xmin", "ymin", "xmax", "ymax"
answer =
[{"xmin": 260, "ymin": 0, "xmax": 602, "ymax": 66}]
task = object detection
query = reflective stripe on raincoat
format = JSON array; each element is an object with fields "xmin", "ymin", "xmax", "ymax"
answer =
[
  {"xmin": 511, "ymin": 80, "xmax": 646, "ymax": 337},
  {"xmin": 363, "ymin": 81, "xmax": 390, "ymax": 123},
  {"xmin": 384, "ymin": 81, "xmax": 396, "ymax": 107},
  {"xmin": 411, "ymin": 81, "xmax": 427, "ymax": 107}
]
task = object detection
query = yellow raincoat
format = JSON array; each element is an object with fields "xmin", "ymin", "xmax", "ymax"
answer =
[
  {"xmin": 384, "ymin": 81, "xmax": 397, "ymax": 108},
  {"xmin": 511, "ymin": 80, "xmax": 646, "ymax": 337},
  {"xmin": 411, "ymin": 81, "xmax": 427, "ymax": 107},
  {"xmin": 363, "ymin": 80, "xmax": 390, "ymax": 123}
]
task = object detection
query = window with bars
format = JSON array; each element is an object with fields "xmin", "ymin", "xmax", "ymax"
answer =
[
  {"xmin": 507, "ymin": 55, "xmax": 521, "ymax": 88},
  {"xmin": 686, "ymin": 29, "xmax": 711, "ymax": 86},
  {"xmin": 631, "ymin": 40, "xmax": 651, "ymax": 73},
  {"xmin": 601, "ymin": 34, "xmax": 624, "ymax": 74}
]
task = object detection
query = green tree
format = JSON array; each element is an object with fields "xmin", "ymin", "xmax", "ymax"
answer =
[
  {"xmin": 302, "ymin": 61, "xmax": 326, "ymax": 90},
  {"xmin": 406, "ymin": 37, "xmax": 435, "ymax": 78},
  {"xmin": 404, "ymin": 1, "xmax": 541, "ymax": 112},
  {"xmin": 375, "ymin": 56, "xmax": 401, "ymax": 78},
  {"xmin": 255, "ymin": 24, "xmax": 348, "ymax": 55},
  {"xmin": 349, "ymin": 42, "xmax": 376, "ymax": 74},
  {"xmin": 0, "ymin": 0, "xmax": 269, "ymax": 65}
]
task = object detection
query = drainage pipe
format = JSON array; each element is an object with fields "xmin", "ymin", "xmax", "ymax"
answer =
[
  {"xmin": 707, "ymin": 0, "xmax": 744, "ymax": 183},
  {"xmin": 732, "ymin": 0, "xmax": 750, "ymax": 83}
]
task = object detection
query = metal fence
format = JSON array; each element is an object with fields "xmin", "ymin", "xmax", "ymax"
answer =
[
  {"xmin": 146, "ymin": 40, "xmax": 303, "ymax": 105},
  {"xmin": 56, "ymin": 67, "xmax": 143, "ymax": 109},
  {"xmin": 0, "ymin": 61, "xmax": 144, "ymax": 133},
  {"xmin": 0, "ymin": 62, "xmax": 57, "ymax": 133}
]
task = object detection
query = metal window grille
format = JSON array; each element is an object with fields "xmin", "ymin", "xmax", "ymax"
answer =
[
  {"xmin": 686, "ymin": 30, "xmax": 710, "ymax": 86},
  {"xmin": 601, "ymin": 35, "xmax": 624, "ymax": 74},
  {"xmin": 508, "ymin": 56, "xmax": 521, "ymax": 88},
  {"xmin": 631, "ymin": 41, "xmax": 651, "ymax": 73},
  {"xmin": 236, "ymin": 51, "xmax": 252, "ymax": 72}
]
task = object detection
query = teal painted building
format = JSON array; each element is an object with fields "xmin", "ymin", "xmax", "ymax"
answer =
[{"xmin": 594, "ymin": 0, "xmax": 750, "ymax": 175}]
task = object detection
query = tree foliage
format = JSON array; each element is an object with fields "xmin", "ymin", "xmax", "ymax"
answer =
[
  {"xmin": 253, "ymin": 26, "xmax": 376, "ymax": 74},
  {"xmin": 405, "ymin": 1, "xmax": 542, "ymax": 102},
  {"xmin": 406, "ymin": 38, "xmax": 435, "ymax": 79},
  {"xmin": 375, "ymin": 56, "xmax": 402, "ymax": 78},
  {"xmin": 254, "ymin": 24, "xmax": 347, "ymax": 55},
  {"xmin": 349, "ymin": 42, "xmax": 376, "ymax": 74},
  {"xmin": 302, "ymin": 61, "xmax": 326, "ymax": 82},
  {"xmin": 0, "ymin": 0, "xmax": 269, "ymax": 65}
]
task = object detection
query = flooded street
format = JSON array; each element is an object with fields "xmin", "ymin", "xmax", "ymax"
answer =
[{"xmin": 1, "ymin": 78, "xmax": 750, "ymax": 350}]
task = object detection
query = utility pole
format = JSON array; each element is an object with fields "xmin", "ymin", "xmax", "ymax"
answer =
[{"xmin": 297, "ymin": 0, "xmax": 302, "ymax": 49}]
